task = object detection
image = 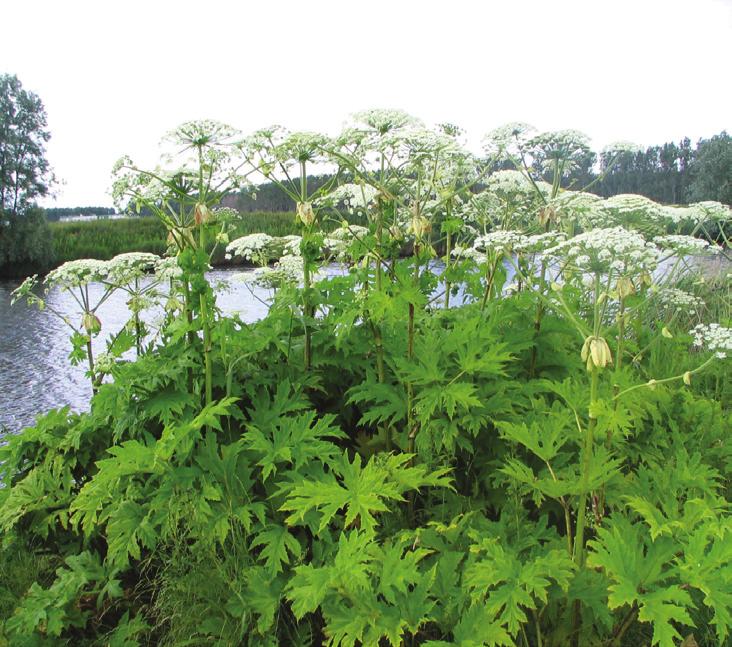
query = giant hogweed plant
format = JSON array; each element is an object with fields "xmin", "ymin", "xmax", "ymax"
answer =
[
  {"xmin": 11, "ymin": 252, "xmax": 168, "ymax": 392},
  {"xmin": 1, "ymin": 114, "xmax": 731, "ymax": 647}
]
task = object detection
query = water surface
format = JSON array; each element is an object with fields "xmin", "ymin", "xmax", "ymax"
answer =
[{"xmin": 0, "ymin": 269, "xmax": 272, "ymax": 432}]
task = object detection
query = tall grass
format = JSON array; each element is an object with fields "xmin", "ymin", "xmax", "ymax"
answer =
[{"xmin": 50, "ymin": 212, "xmax": 304, "ymax": 266}]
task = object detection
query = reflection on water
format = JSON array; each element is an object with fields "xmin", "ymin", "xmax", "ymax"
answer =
[{"xmin": 0, "ymin": 269, "xmax": 273, "ymax": 433}]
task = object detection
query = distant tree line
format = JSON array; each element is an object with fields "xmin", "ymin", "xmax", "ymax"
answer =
[{"xmin": 594, "ymin": 131, "xmax": 731, "ymax": 205}]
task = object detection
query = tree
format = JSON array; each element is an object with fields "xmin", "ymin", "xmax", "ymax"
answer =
[
  {"xmin": 0, "ymin": 74, "xmax": 55, "ymax": 275},
  {"xmin": 0, "ymin": 73, "xmax": 54, "ymax": 214},
  {"xmin": 688, "ymin": 131, "xmax": 732, "ymax": 205}
]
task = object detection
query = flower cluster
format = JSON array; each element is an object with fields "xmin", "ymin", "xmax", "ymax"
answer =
[
  {"xmin": 602, "ymin": 194, "xmax": 666, "ymax": 227},
  {"xmin": 45, "ymin": 259, "xmax": 111, "ymax": 289},
  {"xmin": 528, "ymin": 129, "xmax": 591, "ymax": 175},
  {"xmin": 106, "ymin": 252, "xmax": 159, "ymax": 285},
  {"xmin": 351, "ymin": 109, "xmax": 422, "ymax": 135},
  {"xmin": 451, "ymin": 245, "xmax": 487, "ymax": 264},
  {"xmin": 514, "ymin": 231, "xmax": 567, "ymax": 254},
  {"xmin": 482, "ymin": 122, "xmax": 536, "ymax": 156},
  {"xmin": 155, "ymin": 257, "xmax": 183, "ymax": 280},
  {"xmin": 690, "ymin": 323, "xmax": 732, "ymax": 359},
  {"xmin": 226, "ymin": 233, "xmax": 277, "ymax": 264},
  {"xmin": 654, "ymin": 234, "xmax": 720, "ymax": 256},
  {"xmin": 655, "ymin": 287, "xmax": 703, "ymax": 315},
  {"xmin": 486, "ymin": 170, "xmax": 540, "ymax": 197},
  {"xmin": 693, "ymin": 201, "xmax": 732, "ymax": 223},
  {"xmin": 549, "ymin": 191, "xmax": 607, "ymax": 228},
  {"xmin": 318, "ymin": 183, "xmax": 379, "ymax": 213},
  {"xmin": 473, "ymin": 230, "xmax": 528, "ymax": 255},
  {"xmin": 545, "ymin": 227, "xmax": 659, "ymax": 276},
  {"xmin": 282, "ymin": 235, "xmax": 302, "ymax": 256},
  {"xmin": 236, "ymin": 253, "xmax": 304, "ymax": 290},
  {"xmin": 324, "ymin": 225, "xmax": 369, "ymax": 260},
  {"xmin": 601, "ymin": 141, "xmax": 641, "ymax": 156},
  {"xmin": 163, "ymin": 120, "xmax": 239, "ymax": 150}
]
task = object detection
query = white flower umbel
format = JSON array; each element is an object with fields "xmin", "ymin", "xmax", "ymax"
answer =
[
  {"xmin": 350, "ymin": 109, "xmax": 422, "ymax": 135},
  {"xmin": 528, "ymin": 129, "xmax": 591, "ymax": 176},
  {"xmin": 603, "ymin": 194, "xmax": 666, "ymax": 227},
  {"xmin": 487, "ymin": 170, "xmax": 540, "ymax": 196},
  {"xmin": 318, "ymin": 183, "xmax": 379, "ymax": 214},
  {"xmin": 654, "ymin": 234, "xmax": 720, "ymax": 256},
  {"xmin": 451, "ymin": 245, "xmax": 487, "ymax": 264},
  {"xmin": 473, "ymin": 230, "xmax": 529, "ymax": 255},
  {"xmin": 655, "ymin": 287, "xmax": 703, "ymax": 316},
  {"xmin": 545, "ymin": 226, "xmax": 660, "ymax": 276},
  {"xmin": 226, "ymin": 233, "xmax": 277, "ymax": 264},
  {"xmin": 282, "ymin": 235, "xmax": 303, "ymax": 256},
  {"xmin": 324, "ymin": 225, "xmax": 370, "ymax": 261},
  {"xmin": 690, "ymin": 323, "xmax": 732, "ymax": 359},
  {"xmin": 548, "ymin": 191, "xmax": 608, "ymax": 229},
  {"xmin": 515, "ymin": 231, "xmax": 567, "ymax": 254},
  {"xmin": 45, "ymin": 259, "xmax": 111, "ymax": 289},
  {"xmin": 601, "ymin": 141, "xmax": 641, "ymax": 156},
  {"xmin": 235, "ymin": 254, "xmax": 305, "ymax": 290},
  {"xmin": 482, "ymin": 122, "xmax": 536, "ymax": 156},
  {"xmin": 155, "ymin": 256, "xmax": 183, "ymax": 280},
  {"xmin": 106, "ymin": 252, "xmax": 159, "ymax": 285},
  {"xmin": 692, "ymin": 201, "xmax": 732, "ymax": 223}
]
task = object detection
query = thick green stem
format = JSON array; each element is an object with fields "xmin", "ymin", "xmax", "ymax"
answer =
[
  {"xmin": 300, "ymin": 160, "xmax": 313, "ymax": 371},
  {"xmin": 199, "ymin": 227, "xmax": 213, "ymax": 410},
  {"xmin": 373, "ymin": 198, "xmax": 390, "ymax": 449},
  {"xmin": 480, "ymin": 259, "xmax": 498, "ymax": 312},
  {"xmin": 303, "ymin": 259, "xmax": 312, "ymax": 371},
  {"xmin": 134, "ymin": 277, "xmax": 142, "ymax": 355},
  {"xmin": 574, "ymin": 367, "xmax": 599, "ymax": 567},
  {"xmin": 529, "ymin": 260, "xmax": 548, "ymax": 378},
  {"xmin": 86, "ymin": 338, "xmax": 97, "ymax": 395},
  {"xmin": 444, "ymin": 230, "xmax": 452, "ymax": 310}
]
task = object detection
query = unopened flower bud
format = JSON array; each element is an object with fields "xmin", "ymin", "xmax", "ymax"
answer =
[
  {"xmin": 82, "ymin": 312, "xmax": 102, "ymax": 335},
  {"xmin": 194, "ymin": 203, "xmax": 213, "ymax": 225},
  {"xmin": 297, "ymin": 202, "xmax": 316, "ymax": 227},
  {"xmin": 581, "ymin": 335, "xmax": 613, "ymax": 371},
  {"xmin": 616, "ymin": 276, "xmax": 635, "ymax": 299},
  {"xmin": 389, "ymin": 225, "xmax": 404, "ymax": 241}
]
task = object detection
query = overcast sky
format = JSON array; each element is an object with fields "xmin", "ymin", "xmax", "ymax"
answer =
[{"xmin": 2, "ymin": 0, "xmax": 730, "ymax": 207}]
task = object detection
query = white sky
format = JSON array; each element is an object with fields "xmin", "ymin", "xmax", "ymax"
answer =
[{"xmin": 2, "ymin": 0, "xmax": 730, "ymax": 207}]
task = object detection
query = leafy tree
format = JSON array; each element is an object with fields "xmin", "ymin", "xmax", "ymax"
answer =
[
  {"xmin": 688, "ymin": 131, "xmax": 732, "ymax": 205},
  {"xmin": 0, "ymin": 206, "xmax": 53, "ymax": 273},
  {"xmin": 0, "ymin": 74, "xmax": 55, "ymax": 275},
  {"xmin": 0, "ymin": 73, "xmax": 54, "ymax": 213}
]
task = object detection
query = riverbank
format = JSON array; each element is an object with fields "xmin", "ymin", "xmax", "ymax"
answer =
[{"xmin": 0, "ymin": 212, "xmax": 310, "ymax": 278}]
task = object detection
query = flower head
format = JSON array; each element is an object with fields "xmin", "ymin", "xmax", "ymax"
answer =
[
  {"xmin": 690, "ymin": 323, "xmax": 732, "ymax": 359},
  {"xmin": 46, "ymin": 259, "xmax": 110, "ymax": 289}
]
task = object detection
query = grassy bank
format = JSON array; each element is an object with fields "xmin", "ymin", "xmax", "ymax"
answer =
[{"xmin": 50, "ymin": 212, "xmax": 303, "ymax": 267}]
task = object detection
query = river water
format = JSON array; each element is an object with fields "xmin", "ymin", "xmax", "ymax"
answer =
[{"xmin": 0, "ymin": 269, "xmax": 275, "ymax": 433}]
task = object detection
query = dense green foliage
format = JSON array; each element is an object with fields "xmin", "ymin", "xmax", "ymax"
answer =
[
  {"xmin": 3, "ymin": 115, "xmax": 731, "ymax": 647},
  {"xmin": 0, "ymin": 206, "xmax": 54, "ymax": 277}
]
